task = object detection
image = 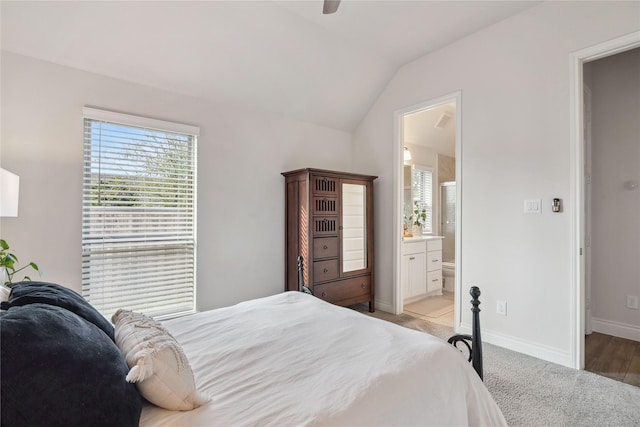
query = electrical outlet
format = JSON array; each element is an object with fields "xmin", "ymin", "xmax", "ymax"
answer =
[
  {"xmin": 496, "ymin": 300, "xmax": 507, "ymax": 316},
  {"xmin": 627, "ymin": 295, "xmax": 638, "ymax": 310}
]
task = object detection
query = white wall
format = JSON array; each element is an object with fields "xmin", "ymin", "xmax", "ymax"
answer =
[
  {"xmin": 587, "ymin": 48, "xmax": 640, "ymax": 339},
  {"xmin": 353, "ymin": 1, "xmax": 640, "ymax": 366},
  {"xmin": 0, "ymin": 52, "xmax": 353, "ymax": 311}
]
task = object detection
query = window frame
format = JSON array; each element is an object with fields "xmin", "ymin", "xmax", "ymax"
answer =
[
  {"xmin": 411, "ymin": 164, "xmax": 434, "ymax": 235},
  {"xmin": 81, "ymin": 107, "xmax": 199, "ymax": 320}
]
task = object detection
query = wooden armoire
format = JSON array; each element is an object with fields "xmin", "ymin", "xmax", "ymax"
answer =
[{"xmin": 282, "ymin": 168, "xmax": 377, "ymax": 312}]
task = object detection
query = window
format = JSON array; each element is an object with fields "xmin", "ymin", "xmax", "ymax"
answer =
[
  {"xmin": 412, "ymin": 166, "xmax": 433, "ymax": 234},
  {"xmin": 82, "ymin": 108, "xmax": 198, "ymax": 319}
]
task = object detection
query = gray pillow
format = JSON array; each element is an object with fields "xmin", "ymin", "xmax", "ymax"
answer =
[
  {"xmin": 1, "ymin": 281, "xmax": 114, "ymax": 340},
  {"xmin": 0, "ymin": 303, "xmax": 142, "ymax": 426}
]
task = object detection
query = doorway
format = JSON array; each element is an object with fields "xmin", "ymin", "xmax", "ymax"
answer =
[
  {"xmin": 571, "ymin": 32, "xmax": 640, "ymax": 369},
  {"xmin": 583, "ymin": 47, "xmax": 640, "ymax": 383},
  {"xmin": 393, "ymin": 92, "xmax": 462, "ymax": 332}
]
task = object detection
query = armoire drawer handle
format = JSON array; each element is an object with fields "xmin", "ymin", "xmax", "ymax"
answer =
[
  {"xmin": 361, "ymin": 283, "xmax": 366, "ymax": 289},
  {"xmin": 323, "ymin": 268, "xmax": 328, "ymax": 273},
  {"xmin": 323, "ymin": 245, "xmax": 328, "ymax": 250},
  {"xmin": 322, "ymin": 291, "xmax": 327, "ymax": 298}
]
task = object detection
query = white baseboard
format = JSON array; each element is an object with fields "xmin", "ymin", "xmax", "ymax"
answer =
[
  {"xmin": 592, "ymin": 317, "xmax": 640, "ymax": 342},
  {"xmin": 375, "ymin": 300, "xmax": 395, "ymax": 314},
  {"xmin": 458, "ymin": 323, "xmax": 574, "ymax": 368}
]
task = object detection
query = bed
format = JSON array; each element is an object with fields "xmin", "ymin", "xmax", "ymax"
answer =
[
  {"xmin": 140, "ymin": 290, "xmax": 505, "ymax": 426},
  {"xmin": 1, "ymin": 282, "xmax": 506, "ymax": 426}
]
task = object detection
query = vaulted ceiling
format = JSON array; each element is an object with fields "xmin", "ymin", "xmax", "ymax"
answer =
[{"xmin": 1, "ymin": 1, "xmax": 540, "ymax": 131}]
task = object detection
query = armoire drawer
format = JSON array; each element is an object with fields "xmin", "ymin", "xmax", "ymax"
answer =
[
  {"xmin": 312, "ymin": 196, "xmax": 338, "ymax": 215},
  {"xmin": 310, "ymin": 174, "xmax": 338, "ymax": 196},
  {"xmin": 313, "ymin": 259, "xmax": 339, "ymax": 282},
  {"xmin": 312, "ymin": 217, "xmax": 338, "ymax": 236},
  {"xmin": 314, "ymin": 275, "xmax": 371, "ymax": 304},
  {"xmin": 313, "ymin": 237, "xmax": 339, "ymax": 259}
]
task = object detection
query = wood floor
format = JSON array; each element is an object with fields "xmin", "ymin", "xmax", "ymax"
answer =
[{"xmin": 585, "ymin": 332, "xmax": 640, "ymax": 387}]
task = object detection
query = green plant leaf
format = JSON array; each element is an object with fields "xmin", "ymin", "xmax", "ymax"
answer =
[{"xmin": 0, "ymin": 240, "xmax": 40, "ymax": 285}]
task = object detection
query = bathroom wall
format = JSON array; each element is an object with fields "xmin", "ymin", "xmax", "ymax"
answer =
[
  {"xmin": 438, "ymin": 154, "xmax": 455, "ymax": 183},
  {"xmin": 587, "ymin": 47, "xmax": 640, "ymax": 341}
]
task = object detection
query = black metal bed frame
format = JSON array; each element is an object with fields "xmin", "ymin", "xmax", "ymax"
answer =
[
  {"xmin": 296, "ymin": 255, "xmax": 483, "ymax": 380},
  {"xmin": 297, "ymin": 256, "xmax": 314, "ymax": 295},
  {"xmin": 447, "ymin": 286, "xmax": 483, "ymax": 380}
]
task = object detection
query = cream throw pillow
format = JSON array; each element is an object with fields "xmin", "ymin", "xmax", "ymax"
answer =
[
  {"xmin": 1, "ymin": 284, "xmax": 11, "ymax": 302},
  {"xmin": 112, "ymin": 309, "xmax": 210, "ymax": 411}
]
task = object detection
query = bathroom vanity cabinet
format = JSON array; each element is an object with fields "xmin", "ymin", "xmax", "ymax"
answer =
[
  {"xmin": 282, "ymin": 168, "xmax": 377, "ymax": 312},
  {"xmin": 402, "ymin": 241, "xmax": 427, "ymax": 300},
  {"xmin": 402, "ymin": 236, "xmax": 443, "ymax": 302},
  {"xmin": 426, "ymin": 238, "xmax": 443, "ymax": 294}
]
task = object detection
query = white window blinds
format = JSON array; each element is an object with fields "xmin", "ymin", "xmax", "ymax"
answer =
[
  {"xmin": 82, "ymin": 108, "xmax": 198, "ymax": 319},
  {"xmin": 412, "ymin": 166, "xmax": 433, "ymax": 234}
]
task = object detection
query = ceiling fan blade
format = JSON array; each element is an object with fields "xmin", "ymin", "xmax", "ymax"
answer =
[{"xmin": 323, "ymin": 0, "xmax": 341, "ymax": 15}]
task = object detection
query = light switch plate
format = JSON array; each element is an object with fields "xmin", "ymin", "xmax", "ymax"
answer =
[
  {"xmin": 496, "ymin": 300, "xmax": 507, "ymax": 316},
  {"xmin": 524, "ymin": 199, "xmax": 542, "ymax": 214}
]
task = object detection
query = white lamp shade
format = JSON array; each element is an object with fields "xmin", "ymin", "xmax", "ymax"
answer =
[{"xmin": 0, "ymin": 168, "xmax": 20, "ymax": 217}]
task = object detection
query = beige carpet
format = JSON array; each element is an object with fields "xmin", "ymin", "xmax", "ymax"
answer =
[
  {"xmin": 351, "ymin": 303, "xmax": 640, "ymax": 426},
  {"xmin": 404, "ymin": 293, "xmax": 453, "ymax": 319}
]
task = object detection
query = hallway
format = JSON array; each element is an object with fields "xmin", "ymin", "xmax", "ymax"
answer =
[{"xmin": 585, "ymin": 332, "xmax": 640, "ymax": 387}]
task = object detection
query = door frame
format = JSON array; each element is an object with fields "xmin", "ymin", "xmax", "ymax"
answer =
[
  {"xmin": 392, "ymin": 91, "xmax": 462, "ymax": 330},
  {"xmin": 583, "ymin": 84, "xmax": 593, "ymax": 336},
  {"xmin": 569, "ymin": 31, "xmax": 640, "ymax": 369}
]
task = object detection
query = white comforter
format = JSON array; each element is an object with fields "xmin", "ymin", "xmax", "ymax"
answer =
[{"xmin": 141, "ymin": 292, "xmax": 506, "ymax": 426}]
